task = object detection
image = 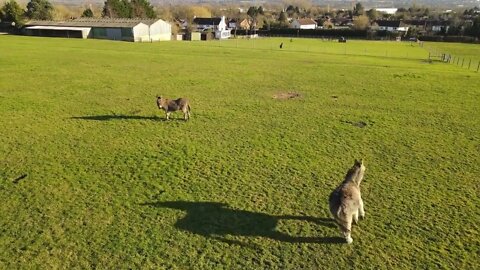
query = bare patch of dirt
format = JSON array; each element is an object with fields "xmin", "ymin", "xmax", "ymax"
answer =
[
  {"xmin": 273, "ymin": 92, "xmax": 301, "ymax": 100},
  {"xmin": 354, "ymin": 121, "xmax": 368, "ymax": 128},
  {"xmin": 342, "ymin": 120, "xmax": 369, "ymax": 128}
]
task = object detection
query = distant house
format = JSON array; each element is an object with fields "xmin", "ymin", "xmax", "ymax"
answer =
[
  {"xmin": 290, "ymin": 18, "xmax": 317, "ymax": 29},
  {"xmin": 404, "ymin": 20, "xmax": 450, "ymax": 34},
  {"xmin": 192, "ymin": 16, "xmax": 230, "ymax": 39},
  {"xmin": 331, "ymin": 17, "xmax": 353, "ymax": 28},
  {"xmin": 376, "ymin": 20, "xmax": 409, "ymax": 32},
  {"xmin": 193, "ymin": 16, "xmax": 226, "ymax": 31},
  {"xmin": 430, "ymin": 21, "xmax": 450, "ymax": 33},
  {"xmin": 228, "ymin": 18, "xmax": 251, "ymax": 30},
  {"xmin": 24, "ymin": 18, "xmax": 172, "ymax": 42},
  {"xmin": 227, "ymin": 19, "xmax": 236, "ymax": 29},
  {"xmin": 175, "ymin": 19, "xmax": 188, "ymax": 30}
]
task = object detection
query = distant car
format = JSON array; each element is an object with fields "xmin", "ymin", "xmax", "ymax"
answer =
[{"xmin": 338, "ymin": 36, "xmax": 346, "ymax": 43}]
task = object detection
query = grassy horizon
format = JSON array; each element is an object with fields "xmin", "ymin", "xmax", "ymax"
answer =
[{"xmin": 0, "ymin": 36, "xmax": 479, "ymax": 269}]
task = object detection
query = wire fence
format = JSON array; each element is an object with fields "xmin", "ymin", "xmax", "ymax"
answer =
[
  {"xmin": 189, "ymin": 37, "xmax": 429, "ymax": 60},
  {"xmin": 421, "ymin": 42, "xmax": 480, "ymax": 72}
]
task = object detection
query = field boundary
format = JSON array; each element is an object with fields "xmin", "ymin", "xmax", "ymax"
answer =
[
  {"xmin": 421, "ymin": 42, "xmax": 480, "ymax": 72},
  {"xmin": 190, "ymin": 38, "xmax": 430, "ymax": 61}
]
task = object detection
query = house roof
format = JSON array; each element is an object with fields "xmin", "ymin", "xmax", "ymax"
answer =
[
  {"xmin": 25, "ymin": 18, "xmax": 160, "ymax": 28},
  {"xmin": 193, "ymin": 17, "xmax": 221, "ymax": 25},
  {"xmin": 405, "ymin": 20, "xmax": 427, "ymax": 26},
  {"xmin": 74, "ymin": 18, "xmax": 163, "ymax": 26},
  {"xmin": 375, "ymin": 20, "xmax": 405, "ymax": 27},
  {"xmin": 25, "ymin": 25, "xmax": 91, "ymax": 31},
  {"xmin": 294, "ymin": 18, "xmax": 317, "ymax": 25}
]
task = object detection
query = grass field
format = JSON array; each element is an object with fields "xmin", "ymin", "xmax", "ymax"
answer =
[
  {"xmin": 423, "ymin": 41, "xmax": 480, "ymax": 72},
  {"xmin": 0, "ymin": 36, "xmax": 479, "ymax": 269},
  {"xmin": 425, "ymin": 41, "xmax": 480, "ymax": 61}
]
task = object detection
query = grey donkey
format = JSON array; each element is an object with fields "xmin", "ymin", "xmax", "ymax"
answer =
[
  {"xmin": 329, "ymin": 159, "xmax": 366, "ymax": 244},
  {"xmin": 156, "ymin": 96, "xmax": 191, "ymax": 120}
]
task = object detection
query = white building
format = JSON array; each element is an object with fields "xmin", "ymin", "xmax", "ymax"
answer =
[
  {"xmin": 375, "ymin": 8, "xmax": 398, "ymax": 15},
  {"xmin": 24, "ymin": 18, "xmax": 172, "ymax": 42},
  {"xmin": 147, "ymin": 19, "xmax": 172, "ymax": 41},
  {"xmin": 375, "ymin": 20, "xmax": 409, "ymax": 32},
  {"xmin": 290, "ymin": 18, "xmax": 318, "ymax": 29},
  {"xmin": 192, "ymin": 16, "xmax": 231, "ymax": 39}
]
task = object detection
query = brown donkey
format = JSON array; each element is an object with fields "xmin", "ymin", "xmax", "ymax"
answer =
[{"xmin": 156, "ymin": 96, "xmax": 191, "ymax": 120}]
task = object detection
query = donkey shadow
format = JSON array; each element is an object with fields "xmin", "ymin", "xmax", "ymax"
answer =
[
  {"xmin": 71, "ymin": 115, "xmax": 185, "ymax": 121},
  {"xmin": 142, "ymin": 201, "xmax": 344, "ymax": 244}
]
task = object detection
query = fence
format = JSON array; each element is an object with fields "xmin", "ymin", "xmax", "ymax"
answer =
[
  {"xmin": 422, "ymin": 43, "xmax": 480, "ymax": 72},
  {"xmin": 190, "ymin": 37, "xmax": 428, "ymax": 61}
]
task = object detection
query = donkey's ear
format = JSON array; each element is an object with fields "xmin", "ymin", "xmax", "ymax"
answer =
[{"xmin": 354, "ymin": 159, "xmax": 362, "ymax": 166}]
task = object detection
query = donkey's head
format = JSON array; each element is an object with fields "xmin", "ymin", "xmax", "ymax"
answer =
[
  {"xmin": 156, "ymin": 96, "xmax": 164, "ymax": 109},
  {"xmin": 345, "ymin": 159, "xmax": 366, "ymax": 186},
  {"xmin": 353, "ymin": 159, "xmax": 366, "ymax": 186}
]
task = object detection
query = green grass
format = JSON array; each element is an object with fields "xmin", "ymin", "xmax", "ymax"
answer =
[
  {"xmin": 194, "ymin": 38, "xmax": 428, "ymax": 59},
  {"xmin": 423, "ymin": 41, "xmax": 480, "ymax": 71},
  {"xmin": 425, "ymin": 41, "xmax": 480, "ymax": 61},
  {"xmin": 0, "ymin": 36, "xmax": 479, "ymax": 269}
]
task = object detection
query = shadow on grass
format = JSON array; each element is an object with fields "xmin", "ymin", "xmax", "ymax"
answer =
[
  {"xmin": 71, "ymin": 115, "xmax": 185, "ymax": 121},
  {"xmin": 142, "ymin": 201, "xmax": 344, "ymax": 244}
]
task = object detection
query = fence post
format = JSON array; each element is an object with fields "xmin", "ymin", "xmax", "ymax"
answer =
[
  {"xmin": 468, "ymin": 59, "xmax": 472, "ymax": 70},
  {"xmin": 461, "ymin": 58, "xmax": 465, "ymax": 67},
  {"xmin": 477, "ymin": 61, "xmax": 480, "ymax": 72}
]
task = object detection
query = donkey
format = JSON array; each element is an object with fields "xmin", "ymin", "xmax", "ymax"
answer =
[
  {"xmin": 329, "ymin": 159, "xmax": 366, "ymax": 244},
  {"xmin": 156, "ymin": 96, "xmax": 191, "ymax": 120}
]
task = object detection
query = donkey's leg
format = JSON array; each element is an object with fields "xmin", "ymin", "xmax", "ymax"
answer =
[
  {"xmin": 353, "ymin": 209, "xmax": 359, "ymax": 224},
  {"xmin": 337, "ymin": 212, "xmax": 353, "ymax": 244},
  {"xmin": 183, "ymin": 109, "xmax": 188, "ymax": 121},
  {"xmin": 343, "ymin": 217, "xmax": 353, "ymax": 244},
  {"xmin": 359, "ymin": 198, "xmax": 365, "ymax": 219},
  {"xmin": 166, "ymin": 112, "xmax": 171, "ymax": 120}
]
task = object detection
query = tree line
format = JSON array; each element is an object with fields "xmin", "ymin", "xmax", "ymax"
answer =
[{"xmin": 0, "ymin": 0, "xmax": 156, "ymax": 29}]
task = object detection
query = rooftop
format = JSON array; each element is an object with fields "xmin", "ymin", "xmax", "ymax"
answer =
[
  {"xmin": 25, "ymin": 18, "xmax": 164, "ymax": 28},
  {"xmin": 295, "ymin": 18, "xmax": 317, "ymax": 25}
]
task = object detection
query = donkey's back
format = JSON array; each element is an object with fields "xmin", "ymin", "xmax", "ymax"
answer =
[{"xmin": 166, "ymin": 98, "xmax": 189, "ymax": 112}]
